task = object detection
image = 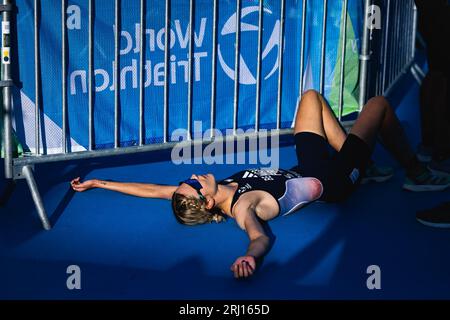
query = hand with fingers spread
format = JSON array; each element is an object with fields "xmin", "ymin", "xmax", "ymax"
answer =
[
  {"xmin": 70, "ymin": 177, "xmax": 97, "ymax": 192},
  {"xmin": 230, "ymin": 256, "xmax": 256, "ymax": 279}
]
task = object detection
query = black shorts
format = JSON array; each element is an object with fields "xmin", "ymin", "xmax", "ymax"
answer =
[{"xmin": 292, "ymin": 132, "xmax": 372, "ymax": 202}]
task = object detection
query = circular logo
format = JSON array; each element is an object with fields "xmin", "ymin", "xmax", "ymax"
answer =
[{"xmin": 218, "ymin": 6, "xmax": 281, "ymax": 85}]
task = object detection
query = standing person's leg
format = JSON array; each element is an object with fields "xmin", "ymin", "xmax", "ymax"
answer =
[
  {"xmin": 428, "ymin": 72, "xmax": 450, "ymax": 176},
  {"xmin": 415, "ymin": 0, "xmax": 450, "ymax": 162},
  {"xmin": 418, "ymin": 72, "xmax": 449, "ymax": 161},
  {"xmin": 429, "ymin": 4, "xmax": 450, "ymax": 177},
  {"xmin": 418, "ymin": 73, "xmax": 438, "ymax": 160},
  {"xmin": 431, "ymin": 74, "xmax": 450, "ymax": 160}
]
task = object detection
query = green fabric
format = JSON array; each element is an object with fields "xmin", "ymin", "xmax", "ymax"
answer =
[
  {"xmin": 0, "ymin": 108, "xmax": 24, "ymax": 158},
  {"xmin": 328, "ymin": 9, "xmax": 360, "ymax": 118}
]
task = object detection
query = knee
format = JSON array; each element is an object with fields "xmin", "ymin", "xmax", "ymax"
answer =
[
  {"xmin": 298, "ymin": 89, "xmax": 322, "ymax": 109},
  {"xmin": 301, "ymin": 89, "xmax": 320, "ymax": 100},
  {"xmin": 365, "ymin": 96, "xmax": 390, "ymax": 112},
  {"xmin": 367, "ymin": 96, "xmax": 389, "ymax": 108}
]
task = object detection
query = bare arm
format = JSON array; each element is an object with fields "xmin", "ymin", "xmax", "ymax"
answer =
[
  {"xmin": 243, "ymin": 212, "xmax": 271, "ymax": 259},
  {"xmin": 70, "ymin": 177, "xmax": 177, "ymax": 200},
  {"xmin": 230, "ymin": 208, "xmax": 271, "ymax": 279}
]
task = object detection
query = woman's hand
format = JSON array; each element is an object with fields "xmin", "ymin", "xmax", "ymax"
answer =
[
  {"xmin": 70, "ymin": 177, "xmax": 97, "ymax": 192},
  {"xmin": 230, "ymin": 256, "xmax": 256, "ymax": 279}
]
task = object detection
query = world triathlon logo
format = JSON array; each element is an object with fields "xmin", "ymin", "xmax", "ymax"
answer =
[{"xmin": 218, "ymin": 6, "xmax": 281, "ymax": 85}]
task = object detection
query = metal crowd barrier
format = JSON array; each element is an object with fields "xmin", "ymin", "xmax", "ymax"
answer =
[
  {"xmin": 363, "ymin": 0, "xmax": 418, "ymax": 100},
  {"xmin": 1, "ymin": 0, "xmax": 418, "ymax": 230}
]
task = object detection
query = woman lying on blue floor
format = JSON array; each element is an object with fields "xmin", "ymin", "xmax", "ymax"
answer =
[{"xmin": 71, "ymin": 90, "xmax": 450, "ymax": 279}]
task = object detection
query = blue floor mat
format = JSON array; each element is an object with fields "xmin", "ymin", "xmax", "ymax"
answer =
[{"xmin": 1, "ymin": 75, "xmax": 450, "ymax": 300}]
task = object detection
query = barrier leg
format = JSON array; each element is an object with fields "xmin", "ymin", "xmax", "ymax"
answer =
[{"xmin": 21, "ymin": 165, "xmax": 51, "ymax": 230}]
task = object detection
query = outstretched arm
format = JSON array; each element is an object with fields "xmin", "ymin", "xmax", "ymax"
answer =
[
  {"xmin": 230, "ymin": 209, "xmax": 271, "ymax": 279},
  {"xmin": 70, "ymin": 177, "xmax": 177, "ymax": 200}
]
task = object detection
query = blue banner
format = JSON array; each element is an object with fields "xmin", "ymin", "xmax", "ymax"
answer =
[{"xmin": 12, "ymin": 0, "xmax": 363, "ymax": 154}]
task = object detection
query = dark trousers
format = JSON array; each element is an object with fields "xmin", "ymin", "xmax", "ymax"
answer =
[
  {"xmin": 420, "ymin": 72, "xmax": 450, "ymax": 158},
  {"xmin": 415, "ymin": 0, "xmax": 450, "ymax": 159}
]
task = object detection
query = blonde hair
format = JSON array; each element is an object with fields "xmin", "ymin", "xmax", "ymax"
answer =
[{"xmin": 171, "ymin": 193, "xmax": 226, "ymax": 226}]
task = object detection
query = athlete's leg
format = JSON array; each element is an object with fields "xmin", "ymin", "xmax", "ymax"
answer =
[
  {"xmin": 349, "ymin": 96, "xmax": 420, "ymax": 174},
  {"xmin": 349, "ymin": 95, "xmax": 450, "ymax": 191},
  {"xmin": 294, "ymin": 90, "xmax": 347, "ymax": 151}
]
